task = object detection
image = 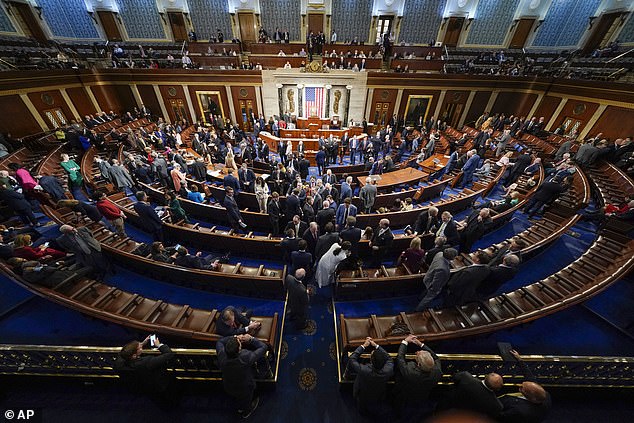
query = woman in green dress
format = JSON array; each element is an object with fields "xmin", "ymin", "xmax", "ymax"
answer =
[
  {"xmin": 60, "ymin": 153, "xmax": 83, "ymax": 188},
  {"xmin": 166, "ymin": 190, "xmax": 189, "ymax": 223}
]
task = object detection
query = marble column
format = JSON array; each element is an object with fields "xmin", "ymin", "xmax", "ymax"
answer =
[
  {"xmin": 297, "ymin": 84, "xmax": 304, "ymax": 118},
  {"xmin": 344, "ymin": 85, "xmax": 352, "ymax": 126},
  {"xmin": 325, "ymin": 84, "xmax": 332, "ymax": 118}
]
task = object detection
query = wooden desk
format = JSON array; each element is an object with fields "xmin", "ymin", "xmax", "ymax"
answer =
[
  {"xmin": 358, "ymin": 168, "xmax": 428, "ymax": 191},
  {"xmin": 418, "ymin": 153, "xmax": 449, "ymax": 174}
]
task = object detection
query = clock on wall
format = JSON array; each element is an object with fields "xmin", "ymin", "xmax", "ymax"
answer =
[
  {"xmin": 573, "ymin": 103, "xmax": 587, "ymax": 116},
  {"xmin": 167, "ymin": 87, "xmax": 177, "ymax": 97},
  {"xmin": 41, "ymin": 93, "xmax": 54, "ymax": 106}
]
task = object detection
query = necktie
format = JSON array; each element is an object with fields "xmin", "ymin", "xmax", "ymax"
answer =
[
  {"xmin": 344, "ymin": 206, "xmax": 349, "ymax": 222},
  {"xmin": 436, "ymin": 222, "xmax": 447, "ymax": 237}
]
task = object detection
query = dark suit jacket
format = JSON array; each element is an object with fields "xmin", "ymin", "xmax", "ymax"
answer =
[
  {"xmin": 499, "ymin": 392, "xmax": 552, "ymax": 423},
  {"xmin": 0, "ymin": 188, "xmax": 32, "ymax": 212},
  {"xmin": 395, "ymin": 343, "xmax": 442, "ymax": 402},
  {"xmin": 285, "ymin": 194, "xmax": 302, "ymax": 218},
  {"xmin": 223, "ymin": 195, "xmax": 242, "ymax": 224},
  {"xmin": 436, "ymin": 219, "xmax": 460, "ymax": 246},
  {"xmin": 340, "ymin": 226, "xmax": 362, "ymax": 257},
  {"xmin": 284, "ymin": 221, "xmax": 308, "ymax": 238},
  {"xmin": 284, "ymin": 274, "xmax": 308, "ymax": 319},
  {"xmin": 280, "ymin": 237, "xmax": 300, "ymax": 263},
  {"xmin": 133, "ymin": 201, "xmax": 163, "ymax": 233},
  {"xmin": 316, "ymin": 208, "xmax": 335, "ymax": 232},
  {"xmin": 372, "ymin": 227, "xmax": 394, "ymax": 252},
  {"xmin": 478, "ymin": 265, "xmax": 517, "ymax": 296},
  {"xmin": 113, "ymin": 344, "xmax": 174, "ymax": 394},
  {"xmin": 450, "ymin": 371, "xmax": 503, "ymax": 417},
  {"xmin": 215, "ymin": 306, "xmax": 251, "ymax": 336},
  {"xmin": 223, "ymin": 174, "xmax": 240, "ymax": 192},
  {"xmin": 217, "ymin": 336, "xmax": 268, "ymax": 398},
  {"xmin": 348, "ymin": 346, "xmax": 394, "ymax": 408},
  {"xmin": 302, "ymin": 228, "xmax": 320, "ymax": 256},
  {"xmin": 446, "ymin": 264, "xmax": 491, "ymax": 306},
  {"xmin": 290, "ymin": 250, "xmax": 312, "ymax": 275},
  {"xmin": 315, "ymin": 232, "xmax": 339, "ymax": 261},
  {"xmin": 414, "ymin": 210, "xmax": 440, "ymax": 235}
]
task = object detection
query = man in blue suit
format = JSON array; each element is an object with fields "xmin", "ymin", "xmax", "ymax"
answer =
[
  {"xmin": 223, "ymin": 187, "xmax": 246, "ymax": 232},
  {"xmin": 290, "ymin": 239, "xmax": 313, "ymax": 279},
  {"xmin": 336, "ymin": 198, "xmax": 357, "ymax": 231},
  {"xmin": 460, "ymin": 149, "xmax": 480, "ymax": 188},
  {"xmin": 223, "ymin": 168, "xmax": 241, "ymax": 192},
  {"xmin": 315, "ymin": 147, "xmax": 326, "ymax": 175},
  {"xmin": 133, "ymin": 191, "xmax": 164, "ymax": 241},
  {"xmin": 340, "ymin": 176, "xmax": 353, "ymax": 201}
]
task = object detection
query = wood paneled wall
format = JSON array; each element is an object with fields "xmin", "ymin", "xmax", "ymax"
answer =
[
  {"xmin": 534, "ymin": 95, "xmax": 562, "ymax": 120},
  {"xmin": 0, "ymin": 94, "xmax": 40, "ymax": 137},
  {"xmin": 492, "ymin": 92, "xmax": 538, "ymax": 118},
  {"xmin": 66, "ymin": 87, "xmax": 96, "ymax": 118},
  {"xmin": 464, "ymin": 91, "xmax": 492, "ymax": 125},
  {"xmin": 27, "ymin": 90, "xmax": 75, "ymax": 123},
  {"xmin": 590, "ymin": 106, "xmax": 634, "ymax": 141}
]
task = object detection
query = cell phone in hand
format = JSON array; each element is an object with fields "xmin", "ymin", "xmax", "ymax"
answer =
[
  {"xmin": 149, "ymin": 334, "xmax": 157, "ymax": 348},
  {"xmin": 42, "ymin": 242, "xmax": 50, "ymax": 248},
  {"xmin": 174, "ymin": 244, "xmax": 181, "ymax": 250}
]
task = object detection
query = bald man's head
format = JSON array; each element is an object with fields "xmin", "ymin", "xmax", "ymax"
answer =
[
  {"xmin": 295, "ymin": 268, "xmax": 306, "ymax": 280},
  {"xmin": 484, "ymin": 373, "xmax": 504, "ymax": 391},
  {"xmin": 520, "ymin": 381, "xmax": 547, "ymax": 404}
]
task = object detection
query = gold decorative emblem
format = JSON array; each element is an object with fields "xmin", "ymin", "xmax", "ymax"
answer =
[
  {"xmin": 381, "ymin": 90, "xmax": 389, "ymax": 100},
  {"xmin": 167, "ymin": 87, "xmax": 177, "ymax": 97},
  {"xmin": 298, "ymin": 367, "xmax": 317, "ymax": 390},
  {"xmin": 301, "ymin": 60, "xmax": 328, "ymax": 73},
  {"xmin": 302, "ymin": 319, "xmax": 317, "ymax": 335},
  {"xmin": 239, "ymin": 88, "xmax": 248, "ymax": 97},
  {"xmin": 573, "ymin": 103, "xmax": 586, "ymax": 116},
  {"xmin": 41, "ymin": 93, "xmax": 54, "ymax": 105}
]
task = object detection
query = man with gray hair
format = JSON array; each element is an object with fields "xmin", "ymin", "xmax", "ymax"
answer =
[
  {"xmin": 359, "ymin": 176, "xmax": 377, "ymax": 214},
  {"xmin": 56, "ymin": 224, "xmax": 111, "ymax": 279},
  {"xmin": 394, "ymin": 334, "xmax": 442, "ymax": 414},
  {"xmin": 416, "ymin": 248, "xmax": 458, "ymax": 311}
]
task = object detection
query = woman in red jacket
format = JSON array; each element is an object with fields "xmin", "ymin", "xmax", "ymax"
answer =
[{"xmin": 13, "ymin": 234, "xmax": 66, "ymax": 261}]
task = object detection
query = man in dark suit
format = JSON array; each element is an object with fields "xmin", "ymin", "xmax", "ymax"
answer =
[
  {"xmin": 460, "ymin": 149, "xmax": 480, "ymax": 188},
  {"xmin": 0, "ymin": 184, "xmax": 39, "ymax": 226},
  {"xmin": 340, "ymin": 216, "xmax": 362, "ymax": 258},
  {"xmin": 394, "ymin": 335, "xmax": 442, "ymax": 413},
  {"xmin": 217, "ymin": 334, "xmax": 268, "ymax": 418},
  {"xmin": 498, "ymin": 349, "xmax": 552, "ymax": 423},
  {"xmin": 347, "ymin": 337, "xmax": 394, "ymax": 415},
  {"xmin": 316, "ymin": 200, "xmax": 336, "ymax": 234},
  {"xmin": 238, "ymin": 163, "xmax": 256, "ymax": 193},
  {"xmin": 416, "ymin": 248, "xmax": 457, "ymax": 311},
  {"xmin": 489, "ymin": 238, "xmax": 525, "ymax": 266},
  {"xmin": 284, "ymin": 268, "xmax": 309, "ymax": 329},
  {"xmin": 445, "ymin": 250, "xmax": 491, "ymax": 306},
  {"xmin": 290, "ymin": 240, "xmax": 312, "ymax": 278},
  {"xmin": 459, "ymin": 208, "xmax": 493, "ymax": 253},
  {"xmin": 133, "ymin": 191, "xmax": 163, "ymax": 241},
  {"xmin": 284, "ymin": 214, "xmax": 308, "ymax": 241},
  {"xmin": 302, "ymin": 196, "xmax": 315, "ymax": 224},
  {"xmin": 114, "ymin": 335, "xmax": 175, "ymax": 402},
  {"xmin": 505, "ymin": 152, "xmax": 532, "ymax": 187},
  {"xmin": 523, "ymin": 177, "xmax": 571, "ymax": 218},
  {"xmin": 302, "ymin": 221, "xmax": 320, "ymax": 254},
  {"xmin": 443, "ymin": 371, "xmax": 504, "ymax": 418},
  {"xmin": 298, "ymin": 155, "xmax": 310, "ymax": 180},
  {"xmin": 411, "ymin": 206, "xmax": 440, "ymax": 249},
  {"xmin": 434, "ymin": 211, "xmax": 460, "ymax": 246},
  {"xmin": 268, "ymin": 191, "xmax": 283, "ymax": 235},
  {"xmin": 223, "ymin": 187, "xmax": 246, "ymax": 232},
  {"xmin": 223, "ymin": 168, "xmax": 241, "ymax": 192},
  {"xmin": 322, "ymin": 169, "xmax": 337, "ymax": 185},
  {"xmin": 315, "ymin": 222, "xmax": 339, "ymax": 261},
  {"xmin": 478, "ymin": 254, "xmax": 519, "ymax": 298},
  {"xmin": 370, "ymin": 218, "xmax": 394, "ymax": 267},
  {"xmin": 285, "ymin": 189, "xmax": 302, "ymax": 221},
  {"xmin": 215, "ymin": 306, "xmax": 261, "ymax": 337},
  {"xmin": 315, "ymin": 147, "xmax": 326, "ymax": 175},
  {"xmin": 279, "ymin": 228, "xmax": 300, "ymax": 264}
]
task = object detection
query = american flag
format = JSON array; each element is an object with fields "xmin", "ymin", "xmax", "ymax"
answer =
[{"xmin": 305, "ymin": 86, "xmax": 324, "ymax": 117}]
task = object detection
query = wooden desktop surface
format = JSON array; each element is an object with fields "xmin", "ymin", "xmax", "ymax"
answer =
[
  {"xmin": 418, "ymin": 154, "xmax": 449, "ymax": 174},
  {"xmin": 358, "ymin": 168, "xmax": 428, "ymax": 189}
]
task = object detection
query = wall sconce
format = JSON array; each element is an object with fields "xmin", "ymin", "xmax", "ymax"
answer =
[
  {"xmin": 534, "ymin": 19, "xmax": 544, "ymax": 32},
  {"xmin": 588, "ymin": 16, "xmax": 597, "ymax": 30},
  {"xmin": 33, "ymin": 5, "xmax": 43, "ymax": 20},
  {"xmin": 466, "ymin": 17, "xmax": 474, "ymax": 30}
]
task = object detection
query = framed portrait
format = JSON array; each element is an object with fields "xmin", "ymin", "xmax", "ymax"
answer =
[
  {"xmin": 403, "ymin": 95, "xmax": 432, "ymax": 126},
  {"xmin": 195, "ymin": 91, "xmax": 225, "ymax": 124}
]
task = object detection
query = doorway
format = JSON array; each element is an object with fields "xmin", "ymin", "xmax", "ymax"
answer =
[
  {"xmin": 375, "ymin": 16, "xmax": 393, "ymax": 44},
  {"xmin": 168, "ymin": 12, "xmax": 188, "ymax": 42},
  {"xmin": 9, "ymin": 1, "xmax": 47, "ymax": 41},
  {"xmin": 308, "ymin": 13, "xmax": 324, "ymax": 37},
  {"xmin": 43, "ymin": 108, "xmax": 68, "ymax": 129},
  {"xmin": 582, "ymin": 12, "xmax": 622, "ymax": 55},
  {"xmin": 443, "ymin": 17, "xmax": 464, "ymax": 47},
  {"xmin": 167, "ymin": 99, "xmax": 188, "ymax": 123},
  {"xmin": 508, "ymin": 18, "xmax": 535, "ymax": 49},
  {"xmin": 97, "ymin": 11, "xmax": 122, "ymax": 41},
  {"xmin": 238, "ymin": 12, "xmax": 256, "ymax": 42}
]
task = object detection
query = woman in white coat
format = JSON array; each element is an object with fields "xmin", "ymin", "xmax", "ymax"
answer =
[{"xmin": 315, "ymin": 241, "xmax": 351, "ymax": 288}]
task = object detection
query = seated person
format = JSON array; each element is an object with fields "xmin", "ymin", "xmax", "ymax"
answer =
[
  {"xmin": 12, "ymin": 234, "xmax": 66, "ymax": 261},
  {"xmin": 187, "ymin": 185, "xmax": 205, "ymax": 203},
  {"xmin": 173, "ymin": 246, "xmax": 228, "ymax": 270},
  {"xmin": 10, "ymin": 258, "xmax": 92, "ymax": 288},
  {"xmin": 150, "ymin": 241, "xmax": 177, "ymax": 263},
  {"xmin": 476, "ymin": 191, "xmax": 520, "ymax": 214},
  {"xmin": 215, "ymin": 306, "xmax": 262, "ymax": 336}
]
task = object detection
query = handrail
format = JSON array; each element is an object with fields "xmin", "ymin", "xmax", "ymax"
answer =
[{"xmin": 606, "ymin": 48, "xmax": 634, "ymax": 63}]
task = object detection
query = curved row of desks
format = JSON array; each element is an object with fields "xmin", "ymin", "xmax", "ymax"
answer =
[{"xmin": 0, "ymin": 261, "xmax": 279, "ymax": 346}]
